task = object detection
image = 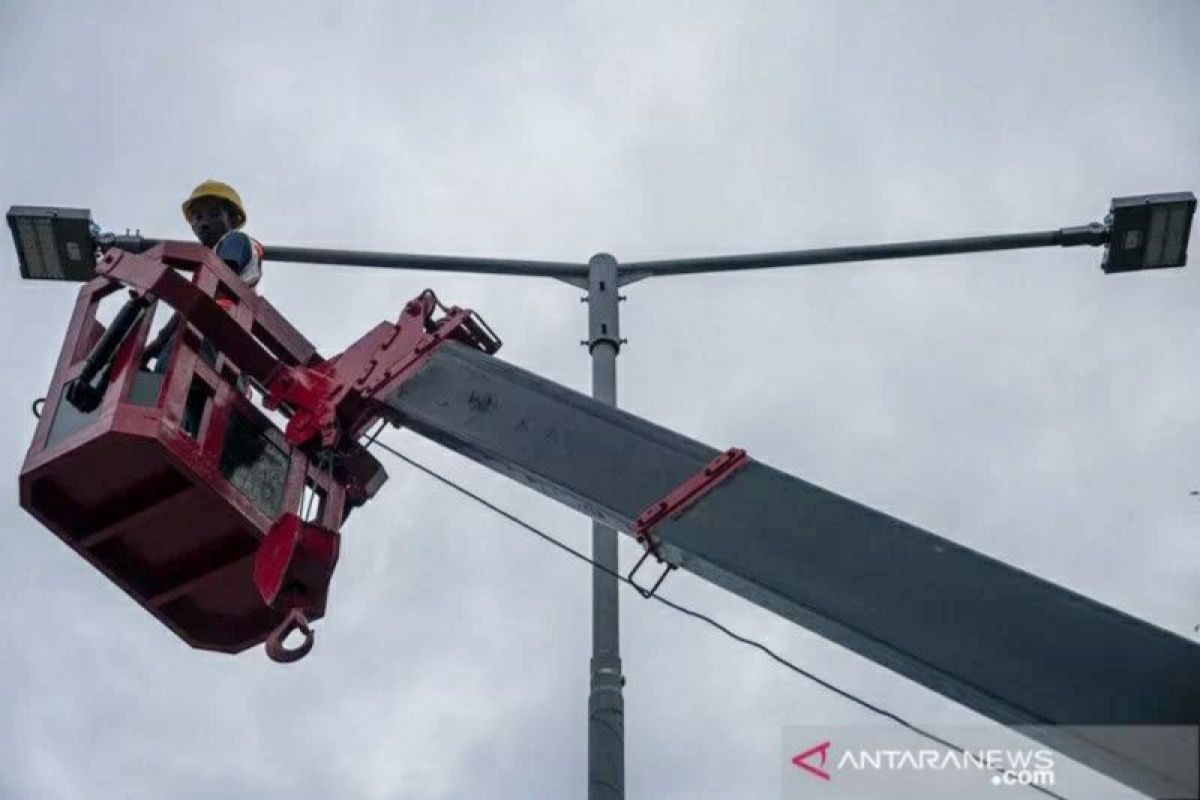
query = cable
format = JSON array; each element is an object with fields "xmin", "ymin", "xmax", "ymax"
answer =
[
  {"xmin": 31, "ymin": 397, "xmax": 45, "ymax": 418},
  {"xmin": 369, "ymin": 438, "xmax": 1069, "ymax": 800}
]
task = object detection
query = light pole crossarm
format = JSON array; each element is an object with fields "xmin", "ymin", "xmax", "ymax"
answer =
[
  {"xmin": 101, "ymin": 235, "xmax": 589, "ymax": 280},
  {"xmin": 262, "ymin": 244, "xmax": 589, "ymax": 279},
  {"xmin": 108, "ymin": 224, "xmax": 1110, "ymax": 285},
  {"xmin": 618, "ymin": 223, "xmax": 1109, "ymax": 283}
]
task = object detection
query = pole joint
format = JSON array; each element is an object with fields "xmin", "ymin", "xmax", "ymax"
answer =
[
  {"xmin": 586, "ymin": 254, "xmax": 622, "ymax": 354},
  {"xmin": 1058, "ymin": 222, "xmax": 1109, "ymax": 247}
]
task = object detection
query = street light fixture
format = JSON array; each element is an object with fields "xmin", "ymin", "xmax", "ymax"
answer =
[
  {"xmin": 6, "ymin": 206, "xmax": 98, "ymax": 281},
  {"xmin": 1102, "ymin": 191, "xmax": 1196, "ymax": 273}
]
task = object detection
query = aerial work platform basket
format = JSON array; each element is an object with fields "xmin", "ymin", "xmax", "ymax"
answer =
[{"xmin": 19, "ymin": 243, "xmax": 384, "ymax": 655}]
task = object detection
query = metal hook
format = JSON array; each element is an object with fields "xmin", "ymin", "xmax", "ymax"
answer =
[{"xmin": 265, "ymin": 608, "xmax": 315, "ymax": 663}]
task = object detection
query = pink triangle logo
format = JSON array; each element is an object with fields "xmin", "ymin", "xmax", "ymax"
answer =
[{"xmin": 792, "ymin": 740, "xmax": 833, "ymax": 781}]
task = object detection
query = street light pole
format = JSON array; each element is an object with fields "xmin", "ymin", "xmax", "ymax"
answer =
[{"xmin": 585, "ymin": 253, "xmax": 624, "ymax": 800}]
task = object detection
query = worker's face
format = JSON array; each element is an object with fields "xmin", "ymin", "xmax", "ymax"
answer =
[{"xmin": 189, "ymin": 198, "xmax": 233, "ymax": 248}]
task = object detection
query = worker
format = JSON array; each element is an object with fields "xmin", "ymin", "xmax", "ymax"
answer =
[{"xmin": 144, "ymin": 180, "xmax": 264, "ymax": 372}]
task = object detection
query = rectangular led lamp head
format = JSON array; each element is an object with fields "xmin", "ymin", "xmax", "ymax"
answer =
[
  {"xmin": 1102, "ymin": 192, "xmax": 1196, "ymax": 273},
  {"xmin": 7, "ymin": 205, "xmax": 98, "ymax": 282}
]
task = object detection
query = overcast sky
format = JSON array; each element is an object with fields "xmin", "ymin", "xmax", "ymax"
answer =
[{"xmin": 1, "ymin": 2, "xmax": 1198, "ymax": 799}]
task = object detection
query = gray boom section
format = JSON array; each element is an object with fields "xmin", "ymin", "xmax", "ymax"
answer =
[{"xmin": 384, "ymin": 342, "xmax": 1200, "ymax": 800}]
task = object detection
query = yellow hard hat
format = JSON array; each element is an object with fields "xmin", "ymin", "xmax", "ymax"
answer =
[{"xmin": 182, "ymin": 179, "xmax": 247, "ymax": 229}]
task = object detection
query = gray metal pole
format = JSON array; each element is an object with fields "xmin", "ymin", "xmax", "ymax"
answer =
[
  {"xmin": 586, "ymin": 253, "xmax": 624, "ymax": 800},
  {"xmin": 264, "ymin": 244, "xmax": 589, "ymax": 279},
  {"xmin": 618, "ymin": 223, "xmax": 1108, "ymax": 280}
]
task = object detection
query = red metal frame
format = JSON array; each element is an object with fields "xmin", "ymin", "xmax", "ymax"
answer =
[
  {"xmin": 263, "ymin": 289, "xmax": 502, "ymax": 448},
  {"xmin": 23, "ymin": 244, "xmax": 497, "ymax": 659},
  {"xmin": 20, "ymin": 245, "xmax": 355, "ymax": 653},
  {"xmin": 98, "ymin": 246, "xmax": 500, "ymax": 453}
]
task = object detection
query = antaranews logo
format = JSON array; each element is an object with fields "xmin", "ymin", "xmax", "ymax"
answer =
[
  {"xmin": 790, "ymin": 740, "xmax": 832, "ymax": 781},
  {"xmin": 789, "ymin": 739, "xmax": 1056, "ymax": 790},
  {"xmin": 784, "ymin": 724, "xmax": 1199, "ymax": 800}
]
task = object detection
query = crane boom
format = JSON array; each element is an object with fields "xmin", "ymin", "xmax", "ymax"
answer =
[{"xmin": 380, "ymin": 341, "xmax": 1199, "ymax": 800}]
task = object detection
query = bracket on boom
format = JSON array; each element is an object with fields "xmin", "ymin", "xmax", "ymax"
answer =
[{"xmin": 628, "ymin": 448, "xmax": 749, "ymax": 598}]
